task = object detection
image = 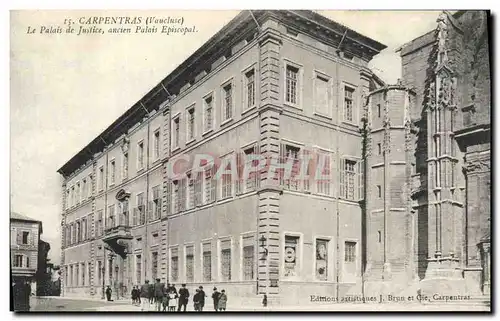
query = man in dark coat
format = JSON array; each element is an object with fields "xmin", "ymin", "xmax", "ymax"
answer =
[
  {"xmin": 212, "ymin": 287, "xmax": 220, "ymax": 311},
  {"xmin": 149, "ymin": 281, "xmax": 155, "ymax": 304},
  {"xmin": 198, "ymin": 286, "xmax": 207, "ymax": 311},
  {"xmin": 177, "ymin": 284, "xmax": 189, "ymax": 312},
  {"xmin": 140, "ymin": 280, "xmax": 151, "ymax": 311},
  {"xmin": 105, "ymin": 286, "xmax": 112, "ymax": 301},
  {"xmin": 153, "ymin": 278, "xmax": 165, "ymax": 311}
]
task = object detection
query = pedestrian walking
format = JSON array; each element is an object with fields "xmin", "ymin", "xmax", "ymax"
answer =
[
  {"xmin": 105, "ymin": 286, "xmax": 113, "ymax": 302},
  {"xmin": 217, "ymin": 290, "xmax": 227, "ymax": 311},
  {"xmin": 177, "ymin": 283, "xmax": 189, "ymax": 312},
  {"xmin": 212, "ymin": 287, "xmax": 220, "ymax": 311},
  {"xmin": 149, "ymin": 281, "xmax": 155, "ymax": 305},
  {"xmin": 198, "ymin": 286, "xmax": 207, "ymax": 311},
  {"xmin": 162, "ymin": 286, "xmax": 169, "ymax": 312},
  {"xmin": 262, "ymin": 294, "xmax": 267, "ymax": 307},
  {"xmin": 193, "ymin": 289, "xmax": 201, "ymax": 311},
  {"xmin": 154, "ymin": 278, "xmax": 165, "ymax": 311},
  {"xmin": 131, "ymin": 286, "xmax": 137, "ymax": 305},
  {"xmin": 140, "ymin": 280, "xmax": 151, "ymax": 311},
  {"xmin": 168, "ymin": 290, "xmax": 177, "ymax": 311}
]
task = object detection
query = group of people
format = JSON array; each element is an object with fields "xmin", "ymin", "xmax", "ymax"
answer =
[{"xmin": 129, "ymin": 279, "xmax": 227, "ymax": 312}]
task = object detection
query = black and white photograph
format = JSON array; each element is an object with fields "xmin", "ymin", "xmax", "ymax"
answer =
[{"xmin": 9, "ymin": 8, "xmax": 492, "ymax": 312}]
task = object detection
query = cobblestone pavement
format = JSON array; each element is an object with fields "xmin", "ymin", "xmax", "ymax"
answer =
[{"xmin": 29, "ymin": 297, "xmax": 490, "ymax": 312}]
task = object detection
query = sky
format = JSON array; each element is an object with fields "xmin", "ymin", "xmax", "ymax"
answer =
[{"xmin": 10, "ymin": 10, "xmax": 441, "ymax": 264}]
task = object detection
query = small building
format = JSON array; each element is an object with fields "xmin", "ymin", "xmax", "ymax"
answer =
[{"xmin": 10, "ymin": 212, "xmax": 43, "ymax": 301}]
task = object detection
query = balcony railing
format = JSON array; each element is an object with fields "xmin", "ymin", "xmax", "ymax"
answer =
[{"xmin": 105, "ymin": 212, "xmax": 130, "ymax": 234}]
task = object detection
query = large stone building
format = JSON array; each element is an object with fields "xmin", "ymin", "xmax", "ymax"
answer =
[{"xmin": 57, "ymin": 10, "xmax": 490, "ymax": 306}]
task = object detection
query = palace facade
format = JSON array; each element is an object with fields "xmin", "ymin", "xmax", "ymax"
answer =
[{"xmin": 57, "ymin": 10, "xmax": 490, "ymax": 306}]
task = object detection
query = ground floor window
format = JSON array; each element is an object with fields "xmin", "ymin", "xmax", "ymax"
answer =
[
  {"xmin": 170, "ymin": 248, "xmax": 179, "ymax": 282},
  {"xmin": 202, "ymin": 243, "xmax": 212, "ymax": 282},
  {"xmin": 135, "ymin": 255, "xmax": 142, "ymax": 285},
  {"xmin": 315, "ymin": 239, "xmax": 329, "ymax": 281},
  {"xmin": 242, "ymin": 235, "xmax": 255, "ymax": 280},
  {"xmin": 284, "ymin": 235, "xmax": 299, "ymax": 278},
  {"xmin": 185, "ymin": 246, "xmax": 194, "ymax": 282},
  {"xmin": 220, "ymin": 239, "xmax": 231, "ymax": 281}
]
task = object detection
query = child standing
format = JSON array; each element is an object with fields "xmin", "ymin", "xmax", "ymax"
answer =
[{"xmin": 168, "ymin": 290, "xmax": 177, "ymax": 311}]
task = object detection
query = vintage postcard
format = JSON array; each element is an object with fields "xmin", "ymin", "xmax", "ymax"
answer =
[{"xmin": 10, "ymin": 9, "xmax": 491, "ymax": 312}]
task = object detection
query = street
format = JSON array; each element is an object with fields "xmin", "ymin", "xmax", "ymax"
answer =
[{"xmin": 27, "ymin": 296, "xmax": 490, "ymax": 312}]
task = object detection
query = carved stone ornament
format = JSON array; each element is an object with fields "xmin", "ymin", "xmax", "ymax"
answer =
[
  {"xmin": 427, "ymin": 81, "xmax": 436, "ymax": 111},
  {"xmin": 465, "ymin": 160, "xmax": 490, "ymax": 174},
  {"xmin": 120, "ymin": 137, "xmax": 130, "ymax": 154},
  {"xmin": 436, "ymin": 12, "xmax": 449, "ymax": 66},
  {"xmin": 116, "ymin": 189, "xmax": 131, "ymax": 201}
]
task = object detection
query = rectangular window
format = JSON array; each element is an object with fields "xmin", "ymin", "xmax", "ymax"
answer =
[
  {"xmin": 110, "ymin": 160, "xmax": 116, "ymax": 185},
  {"xmin": 69, "ymin": 265, "xmax": 74, "ymax": 286},
  {"xmin": 81, "ymin": 218, "xmax": 87, "ymax": 241},
  {"xmin": 21, "ymin": 231, "xmax": 30, "ymax": 245},
  {"xmin": 82, "ymin": 179, "xmax": 87, "ymax": 200},
  {"xmin": 76, "ymin": 221, "xmax": 81, "ymax": 243},
  {"xmin": 137, "ymin": 141, "xmax": 144, "ymax": 170},
  {"xmin": 186, "ymin": 245, "xmax": 194, "ymax": 283},
  {"xmin": 173, "ymin": 117, "xmax": 180, "ymax": 148},
  {"xmin": 194, "ymin": 171, "xmax": 203, "ymax": 206},
  {"xmin": 97, "ymin": 210, "xmax": 103, "ymax": 236},
  {"xmin": 108, "ymin": 204, "xmax": 115, "ymax": 229},
  {"xmin": 340, "ymin": 159, "xmax": 358, "ymax": 200},
  {"xmin": 344, "ymin": 241, "xmax": 356, "ymax": 262},
  {"xmin": 76, "ymin": 182, "xmax": 80, "ymax": 204},
  {"xmin": 66, "ymin": 190, "xmax": 70, "ymax": 209},
  {"xmin": 284, "ymin": 235, "xmax": 299, "ymax": 277},
  {"xmin": 281, "ymin": 144, "xmax": 301, "ymax": 191},
  {"xmin": 344, "ymin": 86, "xmax": 355, "ymax": 122},
  {"xmin": 71, "ymin": 224, "xmax": 75, "ymax": 244},
  {"xmin": 220, "ymin": 240, "xmax": 231, "ymax": 281},
  {"xmin": 377, "ymin": 104, "xmax": 381, "ymax": 118},
  {"xmin": 81, "ymin": 263, "xmax": 85, "ymax": 286},
  {"xmin": 222, "ymin": 83, "xmax": 233, "ymax": 121},
  {"xmin": 316, "ymin": 150, "xmax": 332, "ymax": 196},
  {"xmin": 245, "ymin": 69, "xmax": 255, "ymax": 109},
  {"xmin": 87, "ymin": 214, "xmax": 92, "ymax": 239},
  {"xmin": 87, "ymin": 263, "xmax": 91, "ymax": 286},
  {"xmin": 187, "ymin": 172, "xmax": 195, "ymax": 210},
  {"xmin": 244, "ymin": 146, "xmax": 258, "ymax": 192},
  {"xmin": 187, "ymin": 107, "xmax": 195, "ymax": 141},
  {"xmin": 152, "ymin": 185, "xmax": 161, "ymax": 220},
  {"xmin": 170, "ymin": 248, "xmax": 179, "ymax": 282},
  {"xmin": 314, "ymin": 73, "xmax": 330, "ymax": 116},
  {"xmin": 286, "ymin": 65, "xmax": 299, "ymax": 105},
  {"xmin": 151, "ymin": 251, "xmax": 158, "ymax": 281},
  {"xmin": 88, "ymin": 174, "xmax": 93, "ymax": 197},
  {"xmin": 204, "ymin": 95, "xmax": 213, "ymax": 132},
  {"xmin": 76, "ymin": 264, "xmax": 80, "ymax": 286},
  {"xmin": 123, "ymin": 152, "xmax": 129, "ymax": 181},
  {"xmin": 154, "ymin": 130, "xmax": 160, "ymax": 160},
  {"xmin": 99, "ymin": 166, "xmax": 104, "ymax": 191},
  {"xmin": 136, "ymin": 255, "xmax": 142, "ymax": 284},
  {"xmin": 221, "ymin": 158, "xmax": 233, "ymax": 199},
  {"xmin": 377, "ymin": 143, "xmax": 382, "ymax": 155},
  {"xmin": 173, "ymin": 179, "xmax": 186, "ymax": 213},
  {"xmin": 202, "ymin": 243, "xmax": 212, "ymax": 282},
  {"xmin": 137, "ymin": 193, "xmax": 145, "ymax": 225},
  {"xmin": 204, "ymin": 165, "xmax": 216, "ymax": 203},
  {"xmin": 377, "ymin": 185, "xmax": 382, "ymax": 198},
  {"xmin": 315, "ymin": 239, "xmax": 329, "ymax": 281},
  {"xmin": 242, "ymin": 235, "xmax": 255, "ymax": 281},
  {"xmin": 14, "ymin": 254, "xmax": 23, "ymax": 267}
]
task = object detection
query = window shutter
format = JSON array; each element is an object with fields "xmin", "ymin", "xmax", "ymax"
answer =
[
  {"xmin": 164, "ymin": 179, "xmax": 171, "ymax": 217},
  {"xmin": 303, "ymin": 148, "xmax": 311, "ymax": 192},
  {"xmin": 279, "ymin": 143, "xmax": 286, "ymax": 186},
  {"xmin": 17, "ymin": 231, "xmax": 22, "ymax": 245},
  {"xmin": 26, "ymin": 256, "xmax": 30, "ymax": 268},
  {"xmin": 211, "ymin": 165, "xmax": 217, "ymax": 202},
  {"xmin": 29, "ymin": 232, "xmax": 34, "ymax": 245},
  {"xmin": 133, "ymin": 208, "xmax": 138, "ymax": 226},
  {"xmin": 358, "ymin": 159, "xmax": 364, "ymax": 201},
  {"xmin": 148, "ymin": 201, "xmax": 154, "ymax": 221},
  {"xmin": 236, "ymin": 151, "xmax": 243, "ymax": 195},
  {"xmin": 339, "ymin": 158, "xmax": 346, "ymax": 199}
]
